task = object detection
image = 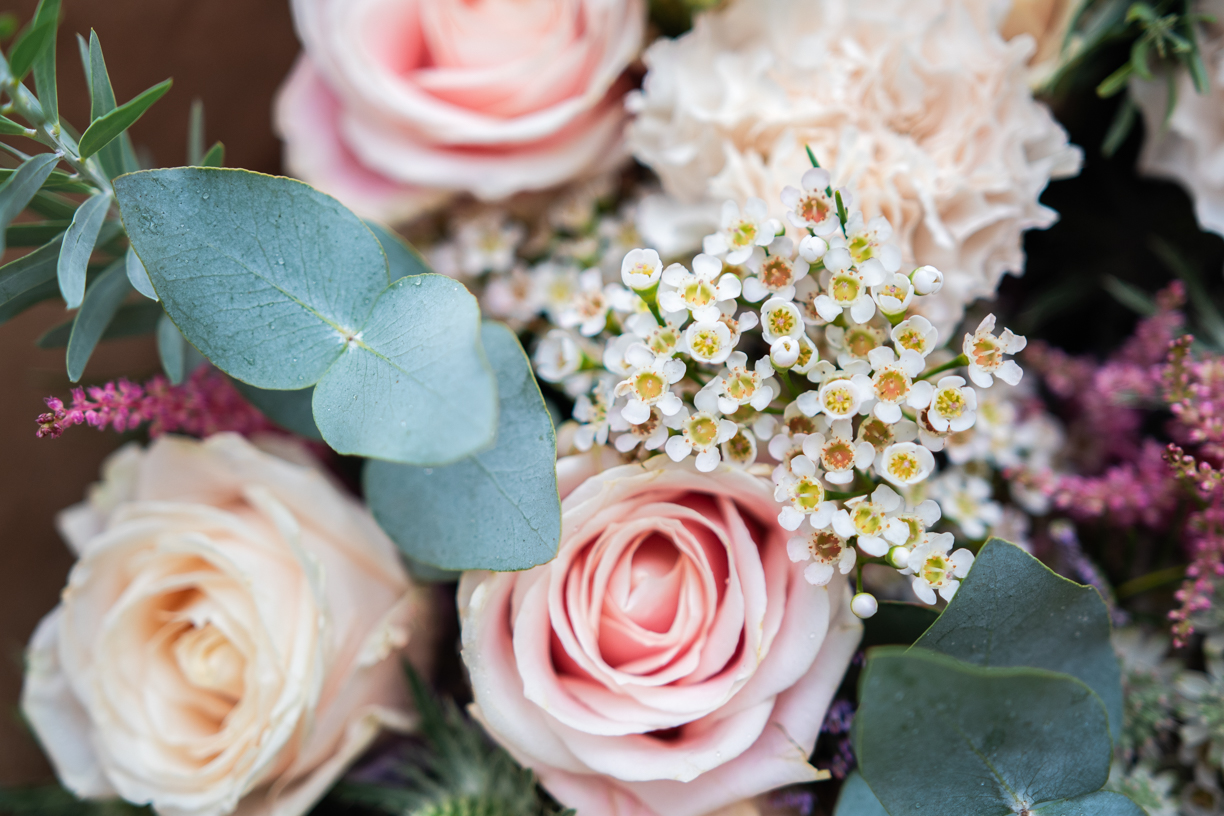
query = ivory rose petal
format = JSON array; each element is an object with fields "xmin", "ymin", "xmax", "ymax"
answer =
[
  {"xmin": 276, "ymin": 0, "xmax": 646, "ymax": 222},
  {"xmin": 22, "ymin": 434, "xmax": 427, "ymax": 816},
  {"xmin": 459, "ymin": 456, "xmax": 862, "ymax": 816}
]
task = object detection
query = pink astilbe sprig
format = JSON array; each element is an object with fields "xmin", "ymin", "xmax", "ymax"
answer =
[{"xmin": 37, "ymin": 366, "xmax": 274, "ymax": 440}]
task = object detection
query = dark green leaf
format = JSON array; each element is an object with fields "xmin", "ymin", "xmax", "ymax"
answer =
[
  {"xmin": 230, "ymin": 381, "xmax": 322, "ymax": 440},
  {"xmin": 854, "ymin": 648, "xmax": 1112, "ymax": 815},
  {"xmin": 200, "ymin": 141, "xmax": 224, "ymax": 168},
  {"xmin": 0, "ymin": 785, "xmax": 149, "ymax": 816},
  {"xmin": 5, "ymin": 219, "xmax": 67, "ymax": 247},
  {"xmin": 364, "ymin": 322, "xmax": 560, "ymax": 571},
  {"xmin": 0, "ymin": 114, "xmax": 33, "ymax": 136},
  {"xmin": 187, "ymin": 98, "xmax": 205, "ymax": 166},
  {"xmin": 862, "ymin": 600, "xmax": 940, "ymax": 649},
  {"xmin": 0, "ymin": 153, "xmax": 60, "ymax": 253},
  {"xmin": 66, "ymin": 258, "xmax": 130, "ymax": 382},
  {"xmin": 914, "ymin": 539, "xmax": 1123, "ymax": 741},
  {"xmin": 1130, "ymin": 36, "xmax": 1153, "ymax": 80},
  {"xmin": 37, "ymin": 300, "xmax": 160, "ymax": 348},
  {"xmin": 30, "ymin": 0, "xmax": 60, "ymax": 127},
  {"xmin": 7, "ymin": 19, "xmax": 54, "ymax": 80},
  {"xmin": 57, "ymin": 191, "xmax": 112, "ymax": 308},
  {"xmin": 124, "ymin": 246, "xmax": 156, "ymax": 300},
  {"xmin": 1096, "ymin": 62, "xmax": 1134, "ymax": 97},
  {"xmin": 1032, "ymin": 791, "xmax": 1148, "ymax": 815},
  {"xmin": 832, "ymin": 772, "xmax": 888, "ymax": 816},
  {"xmin": 87, "ymin": 31, "xmax": 138, "ymax": 178},
  {"xmin": 78, "ymin": 78, "xmax": 172, "ymax": 160},
  {"xmin": 366, "ymin": 220, "xmax": 431, "ymax": 279}
]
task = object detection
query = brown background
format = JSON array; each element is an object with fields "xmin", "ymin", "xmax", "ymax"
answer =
[{"xmin": 0, "ymin": 0, "xmax": 299, "ymax": 783}]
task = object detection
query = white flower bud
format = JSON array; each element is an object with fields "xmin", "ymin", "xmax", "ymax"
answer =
[
  {"xmin": 910, "ymin": 265, "xmax": 943, "ymax": 296},
  {"xmin": 621, "ymin": 248, "xmax": 663, "ymax": 291},
  {"xmin": 770, "ymin": 336, "xmax": 801, "ymax": 368},
  {"xmin": 851, "ymin": 592, "xmax": 879, "ymax": 619},
  {"xmin": 798, "ymin": 234, "xmax": 828, "ymax": 263},
  {"xmin": 886, "ymin": 546, "xmax": 911, "ymax": 569}
]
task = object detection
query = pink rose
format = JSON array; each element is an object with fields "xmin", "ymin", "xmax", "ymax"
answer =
[
  {"xmin": 459, "ymin": 454, "xmax": 862, "ymax": 816},
  {"xmin": 275, "ymin": 0, "xmax": 646, "ymax": 223},
  {"xmin": 22, "ymin": 434, "xmax": 426, "ymax": 816}
]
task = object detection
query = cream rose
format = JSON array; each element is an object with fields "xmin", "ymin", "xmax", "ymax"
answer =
[
  {"xmin": 275, "ymin": 0, "xmax": 646, "ymax": 223},
  {"xmin": 627, "ymin": 0, "xmax": 1082, "ymax": 335},
  {"xmin": 22, "ymin": 434, "xmax": 423, "ymax": 816},
  {"xmin": 459, "ymin": 453, "xmax": 862, "ymax": 816}
]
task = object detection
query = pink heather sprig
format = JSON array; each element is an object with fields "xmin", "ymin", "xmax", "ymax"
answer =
[
  {"xmin": 37, "ymin": 366, "xmax": 274, "ymax": 440},
  {"xmin": 1045, "ymin": 439, "xmax": 1181, "ymax": 529}
]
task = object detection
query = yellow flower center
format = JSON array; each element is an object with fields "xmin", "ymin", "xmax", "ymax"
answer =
[
  {"xmin": 934, "ymin": 387, "xmax": 966, "ymax": 418},
  {"xmin": 791, "ymin": 476, "xmax": 826, "ymax": 511},
  {"xmin": 831, "ymin": 274, "xmax": 861, "ymax": 303},
  {"xmin": 767, "ymin": 309, "xmax": 797, "ymax": 337},
  {"xmin": 649, "ymin": 327, "xmax": 678, "ymax": 355},
  {"xmin": 683, "ymin": 280, "xmax": 717, "ymax": 308},
  {"xmin": 849, "ymin": 235, "xmax": 874, "ymax": 264},
  {"xmin": 787, "ymin": 415, "xmax": 817, "ymax": 435},
  {"xmin": 725, "ymin": 371, "xmax": 757, "ymax": 402},
  {"xmin": 686, "ymin": 415, "xmax": 719, "ymax": 447},
  {"xmin": 689, "ymin": 328, "xmax": 724, "ymax": 359},
  {"xmin": 874, "ymin": 369, "xmax": 910, "ymax": 402},
  {"xmin": 731, "ymin": 221, "xmax": 757, "ymax": 248},
  {"xmin": 852, "ymin": 504, "xmax": 883, "ymax": 536},
  {"xmin": 895, "ymin": 327, "xmax": 925, "ymax": 353},
  {"xmin": 921, "ymin": 553, "xmax": 952, "ymax": 588},
  {"xmin": 887, "ymin": 451, "xmax": 922, "ymax": 482},
  {"xmin": 858, "ymin": 417, "xmax": 894, "ymax": 450},
  {"xmin": 795, "ymin": 341, "xmax": 813, "ymax": 369},
  {"xmin": 634, "ymin": 371, "xmax": 664, "ymax": 401},
  {"xmin": 845, "ymin": 327, "xmax": 881, "ymax": 358},
  {"xmin": 972, "ymin": 336, "xmax": 1002, "ymax": 369},
  {"xmin": 823, "ymin": 385, "xmax": 856, "ymax": 415},
  {"xmin": 724, "ymin": 430, "xmax": 754, "ymax": 463}
]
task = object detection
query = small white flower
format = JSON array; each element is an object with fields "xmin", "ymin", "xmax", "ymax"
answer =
[
  {"xmin": 451, "ymin": 211, "xmax": 524, "ymax": 277},
  {"xmin": 814, "ymin": 265, "xmax": 882, "ymax": 324},
  {"xmin": 658, "ymin": 254, "xmax": 742, "ymax": 321},
  {"xmin": 557, "ymin": 268, "xmax": 634, "ymax": 336},
  {"xmin": 572, "ymin": 378, "xmax": 615, "ymax": 451},
  {"xmin": 883, "ymin": 498, "xmax": 942, "ymax": 549},
  {"xmin": 781, "ymin": 168, "xmax": 841, "ymax": 236},
  {"xmin": 611, "ymin": 405, "xmax": 670, "ymax": 453},
  {"xmin": 845, "ymin": 485, "xmax": 903, "ymax": 556},
  {"xmin": 891, "ymin": 316, "xmax": 940, "ymax": 358},
  {"xmin": 721, "ymin": 427, "xmax": 758, "ymax": 468},
  {"xmin": 787, "ymin": 528, "xmax": 856, "ymax": 587},
  {"xmin": 534, "ymin": 329, "xmax": 583, "ymax": 383},
  {"xmin": 909, "ymin": 375, "xmax": 977, "ymax": 433},
  {"xmin": 743, "ymin": 236, "xmax": 809, "ymax": 302},
  {"xmin": 773, "ymin": 457, "xmax": 839, "ymax": 531},
  {"xmin": 760, "ymin": 298, "xmax": 805, "ymax": 343},
  {"xmin": 717, "ymin": 303, "xmax": 758, "ymax": 349},
  {"xmin": 866, "ymin": 346, "xmax": 926, "ymax": 424},
  {"xmin": 623, "ymin": 311, "xmax": 685, "ymax": 361},
  {"xmin": 871, "ymin": 272, "xmax": 914, "ymax": 317},
  {"xmin": 702, "ymin": 198, "xmax": 781, "ymax": 264},
  {"xmin": 615, "ymin": 358, "xmax": 686, "ymax": 424},
  {"xmin": 793, "ymin": 276, "xmax": 824, "ymax": 326},
  {"xmin": 857, "ymin": 415, "xmax": 918, "ymax": 453},
  {"xmin": 482, "ymin": 267, "xmax": 541, "ymax": 324},
  {"xmin": 791, "ymin": 334, "xmax": 825, "ymax": 380},
  {"xmin": 851, "ymin": 592, "xmax": 879, "ymax": 619},
  {"xmin": 907, "ymin": 533, "xmax": 974, "ymax": 604},
  {"xmin": 798, "ymin": 234, "xmax": 828, "ymax": 263},
  {"xmin": 840, "ymin": 212, "xmax": 903, "ymax": 281},
  {"xmin": 712, "ymin": 352, "xmax": 777, "ymax": 414},
  {"xmin": 801, "ymin": 419, "xmax": 874, "ymax": 485},
  {"xmin": 910, "ymin": 265, "xmax": 944, "ymax": 296},
  {"xmin": 877, "ymin": 442, "xmax": 936, "ymax": 487},
  {"xmin": 799, "ymin": 373, "xmax": 874, "ymax": 420},
  {"xmin": 930, "ymin": 470, "xmax": 1003, "ymax": 540},
  {"xmin": 826, "ymin": 321, "xmax": 887, "ymax": 366},
  {"xmin": 665, "ymin": 410, "xmax": 738, "ymax": 472},
  {"xmin": 770, "ymin": 336, "xmax": 801, "ymax": 369},
  {"xmin": 535, "ymin": 262, "xmax": 583, "ymax": 324},
  {"xmin": 684, "ymin": 319, "xmax": 735, "ymax": 364},
  {"xmin": 621, "ymin": 247, "xmax": 664, "ymax": 290},
  {"xmin": 963, "ymin": 314, "xmax": 1027, "ymax": 387}
]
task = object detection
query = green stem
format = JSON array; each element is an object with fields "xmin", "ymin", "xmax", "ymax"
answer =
[
  {"xmin": 1115, "ymin": 565, "xmax": 1187, "ymax": 600},
  {"xmin": 918, "ymin": 354, "xmax": 969, "ymax": 381},
  {"xmin": 778, "ymin": 368, "xmax": 797, "ymax": 398},
  {"xmin": 855, "ymin": 563, "xmax": 864, "ymax": 594},
  {"xmin": 827, "ymin": 487, "xmax": 873, "ymax": 501}
]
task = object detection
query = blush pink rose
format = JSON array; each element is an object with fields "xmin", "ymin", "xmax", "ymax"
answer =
[
  {"xmin": 275, "ymin": 0, "xmax": 646, "ymax": 223},
  {"xmin": 458, "ymin": 453, "xmax": 862, "ymax": 816}
]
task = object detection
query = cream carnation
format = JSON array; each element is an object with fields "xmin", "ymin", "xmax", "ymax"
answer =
[
  {"xmin": 1132, "ymin": 0, "xmax": 1224, "ymax": 238},
  {"xmin": 459, "ymin": 453, "xmax": 861, "ymax": 816},
  {"xmin": 22, "ymin": 434, "xmax": 425, "ymax": 816},
  {"xmin": 627, "ymin": 0, "xmax": 1082, "ymax": 333}
]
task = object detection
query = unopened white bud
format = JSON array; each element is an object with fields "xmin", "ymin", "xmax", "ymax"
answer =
[
  {"xmin": 911, "ymin": 265, "xmax": 943, "ymax": 296},
  {"xmin": 799, "ymin": 234, "xmax": 828, "ymax": 263},
  {"xmin": 851, "ymin": 592, "xmax": 879, "ymax": 619},
  {"xmin": 886, "ymin": 546, "xmax": 911, "ymax": 569},
  {"xmin": 770, "ymin": 336, "xmax": 801, "ymax": 368}
]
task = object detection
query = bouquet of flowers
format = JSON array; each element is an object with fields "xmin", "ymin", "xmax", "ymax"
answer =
[{"xmin": 4, "ymin": 0, "xmax": 1224, "ymax": 814}]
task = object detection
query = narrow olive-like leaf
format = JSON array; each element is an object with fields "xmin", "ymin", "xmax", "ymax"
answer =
[
  {"xmin": 1130, "ymin": 36, "xmax": 1152, "ymax": 80},
  {"xmin": 1101, "ymin": 93, "xmax": 1138, "ymax": 157},
  {"xmin": 832, "ymin": 772, "xmax": 888, "ymax": 816},
  {"xmin": 1096, "ymin": 62, "xmax": 1133, "ymax": 98},
  {"xmin": 156, "ymin": 312, "xmax": 189, "ymax": 385},
  {"xmin": 66, "ymin": 259, "xmax": 130, "ymax": 382},
  {"xmin": 116, "ymin": 167, "xmax": 391, "ymax": 389},
  {"xmin": 88, "ymin": 31, "xmax": 138, "ymax": 178},
  {"xmin": 0, "ymin": 167, "xmax": 93, "ymax": 193},
  {"xmin": 187, "ymin": 99, "xmax": 205, "ymax": 165},
  {"xmin": 364, "ymin": 322, "xmax": 559, "ymax": 570},
  {"xmin": 124, "ymin": 245, "xmax": 156, "ymax": 300},
  {"xmin": 200, "ymin": 142, "xmax": 224, "ymax": 168},
  {"xmin": 0, "ymin": 114, "xmax": 33, "ymax": 136},
  {"xmin": 38, "ymin": 300, "xmax": 160, "ymax": 348},
  {"xmin": 313, "ymin": 275, "xmax": 498, "ymax": 464},
  {"xmin": 0, "ymin": 278, "xmax": 57, "ymax": 325},
  {"xmin": 78, "ymin": 78, "xmax": 172, "ymax": 160},
  {"xmin": 0, "ymin": 153, "xmax": 60, "ymax": 254},
  {"xmin": 57, "ymin": 191, "xmax": 112, "ymax": 308},
  {"xmin": 7, "ymin": 19, "xmax": 54, "ymax": 80},
  {"xmin": 27, "ymin": 190, "xmax": 76, "ymax": 220},
  {"xmin": 30, "ymin": 0, "xmax": 60, "ymax": 127},
  {"xmin": 366, "ymin": 220, "xmax": 431, "ymax": 280},
  {"xmin": 914, "ymin": 539, "xmax": 1123, "ymax": 741},
  {"xmin": 1032, "ymin": 791, "xmax": 1148, "ymax": 815},
  {"xmin": 855, "ymin": 648, "xmax": 1112, "ymax": 815},
  {"xmin": 0, "ymin": 234, "xmax": 61, "ymax": 305},
  {"xmin": 75, "ymin": 31, "xmax": 88, "ymax": 85},
  {"xmin": 1102, "ymin": 274, "xmax": 1156, "ymax": 316},
  {"xmin": 231, "ymin": 381, "xmax": 322, "ymax": 440},
  {"xmin": 5, "ymin": 220, "xmax": 66, "ymax": 247}
]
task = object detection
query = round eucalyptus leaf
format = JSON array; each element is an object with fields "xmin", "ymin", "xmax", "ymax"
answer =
[
  {"xmin": 1031, "ymin": 791, "xmax": 1148, "ymax": 816},
  {"xmin": 833, "ymin": 772, "xmax": 889, "ymax": 816}
]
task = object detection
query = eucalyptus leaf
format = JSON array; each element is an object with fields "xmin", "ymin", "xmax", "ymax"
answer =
[
  {"xmin": 38, "ymin": 300, "xmax": 160, "ymax": 348},
  {"xmin": 1031, "ymin": 790, "xmax": 1148, "ymax": 815},
  {"xmin": 230, "ymin": 381, "xmax": 321, "ymax": 440},
  {"xmin": 78, "ymin": 78, "xmax": 172, "ymax": 161},
  {"xmin": 57, "ymin": 190, "xmax": 112, "ymax": 308},
  {"xmin": 115, "ymin": 167, "xmax": 497, "ymax": 464},
  {"xmin": 914, "ymin": 540, "xmax": 1123, "ymax": 741},
  {"xmin": 156, "ymin": 312, "xmax": 190, "ymax": 385},
  {"xmin": 30, "ymin": 0, "xmax": 59, "ymax": 125},
  {"xmin": 124, "ymin": 246, "xmax": 156, "ymax": 300},
  {"xmin": 66, "ymin": 259, "xmax": 131, "ymax": 382},
  {"xmin": 832, "ymin": 772, "xmax": 888, "ymax": 816},
  {"xmin": 854, "ymin": 648, "xmax": 1112, "ymax": 815},
  {"xmin": 366, "ymin": 220, "xmax": 431, "ymax": 280},
  {"xmin": 0, "ymin": 153, "xmax": 60, "ymax": 254},
  {"xmin": 364, "ymin": 322, "xmax": 560, "ymax": 571}
]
